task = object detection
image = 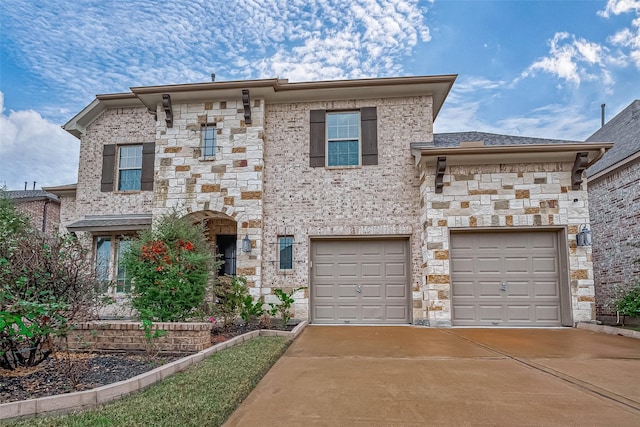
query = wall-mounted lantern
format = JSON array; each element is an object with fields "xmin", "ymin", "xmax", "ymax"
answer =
[
  {"xmin": 242, "ymin": 234, "xmax": 252, "ymax": 253},
  {"xmin": 576, "ymin": 224, "xmax": 592, "ymax": 247}
]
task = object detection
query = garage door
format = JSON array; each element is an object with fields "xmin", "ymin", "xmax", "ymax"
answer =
[
  {"xmin": 311, "ymin": 239, "xmax": 410, "ymax": 324},
  {"xmin": 450, "ymin": 231, "xmax": 562, "ymax": 326}
]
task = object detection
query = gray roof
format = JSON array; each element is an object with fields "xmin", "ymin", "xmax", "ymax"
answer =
[
  {"xmin": 67, "ymin": 214, "xmax": 152, "ymax": 232},
  {"xmin": 4, "ymin": 190, "xmax": 60, "ymax": 203},
  {"xmin": 586, "ymin": 100, "xmax": 640, "ymax": 177},
  {"xmin": 433, "ymin": 132, "xmax": 585, "ymax": 148}
]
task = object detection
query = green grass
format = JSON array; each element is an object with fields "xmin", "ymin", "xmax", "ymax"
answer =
[{"xmin": 8, "ymin": 336, "xmax": 290, "ymax": 427}]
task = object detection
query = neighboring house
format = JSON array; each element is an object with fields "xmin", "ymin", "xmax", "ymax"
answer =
[
  {"xmin": 49, "ymin": 75, "xmax": 611, "ymax": 327},
  {"xmin": 586, "ymin": 100, "xmax": 640, "ymax": 323},
  {"xmin": 4, "ymin": 189, "xmax": 61, "ymax": 235}
]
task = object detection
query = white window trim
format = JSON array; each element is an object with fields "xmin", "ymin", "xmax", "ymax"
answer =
[
  {"xmin": 201, "ymin": 123, "xmax": 217, "ymax": 159},
  {"xmin": 325, "ymin": 111, "xmax": 361, "ymax": 168},
  {"xmin": 116, "ymin": 144, "xmax": 143, "ymax": 191}
]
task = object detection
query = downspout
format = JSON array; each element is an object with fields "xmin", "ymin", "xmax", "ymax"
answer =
[{"xmin": 42, "ymin": 199, "xmax": 49, "ymax": 233}]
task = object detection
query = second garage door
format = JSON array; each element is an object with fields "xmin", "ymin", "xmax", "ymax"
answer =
[
  {"xmin": 450, "ymin": 231, "xmax": 563, "ymax": 326},
  {"xmin": 311, "ymin": 239, "xmax": 410, "ymax": 324}
]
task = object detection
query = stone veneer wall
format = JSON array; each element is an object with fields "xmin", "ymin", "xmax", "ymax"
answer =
[
  {"xmin": 153, "ymin": 99, "xmax": 265, "ymax": 293},
  {"xmin": 263, "ymin": 96, "xmax": 434, "ymax": 320},
  {"xmin": 588, "ymin": 161, "xmax": 640, "ymax": 319},
  {"xmin": 65, "ymin": 322, "xmax": 212, "ymax": 353},
  {"xmin": 420, "ymin": 162, "xmax": 595, "ymax": 326}
]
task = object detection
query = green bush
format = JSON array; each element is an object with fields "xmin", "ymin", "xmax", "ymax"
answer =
[
  {"xmin": 615, "ymin": 281, "xmax": 640, "ymax": 319},
  {"xmin": 213, "ymin": 275, "xmax": 248, "ymax": 329},
  {"xmin": 0, "ymin": 193, "xmax": 99, "ymax": 370},
  {"xmin": 124, "ymin": 211, "xmax": 218, "ymax": 322},
  {"xmin": 268, "ymin": 287, "xmax": 303, "ymax": 327}
]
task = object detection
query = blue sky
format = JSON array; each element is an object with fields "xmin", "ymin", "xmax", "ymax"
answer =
[{"xmin": 1, "ymin": 0, "xmax": 639, "ymax": 190}]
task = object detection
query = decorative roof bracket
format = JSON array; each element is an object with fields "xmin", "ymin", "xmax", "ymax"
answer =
[
  {"xmin": 572, "ymin": 152, "xmax": 588, "ymax": 190},
  {"xmin": 162, "ymin": 94, "xmax": 173, "ymax": 128},
  {"xmin": 435, "ymin": 156, "xmax": 446, "ymax": 194},
  {"xmin": 242, "ymin": 89, "xmax": 252, "ymax": 125}
]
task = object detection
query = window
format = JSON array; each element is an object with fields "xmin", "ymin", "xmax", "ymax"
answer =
[
  {"xmin": 96, "ymin": 237, "xmax": 111, "ymax": 283},
  {"xmin": 118, "ymin": 145, "xmax": 142, "ymax": 191},
  {"xmin": 116, "ymin": 240, "xmax": 132, "ymax": 293},
  {"xmin": 327, "ymin": 112, "xmax": 360, "ymax": 166},
  {"xmin": 101, "ymin": 142, "xmax": 155, "ymax": 192},
  {"xmin": 202, "ymin": 124, "xmax": 217, "ymax": 158},
  {"xmin": 309, "ymin": 107, "xmax": 378, "ymax": 167},
  {"xmin": 94, "ymin": 236, "xmax": 133, "ymax": 295},
  {"xmin": 278, "ymin": 236, "xmax": 294, "ymax": 270}
]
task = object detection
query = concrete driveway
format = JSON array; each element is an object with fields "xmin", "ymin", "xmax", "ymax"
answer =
[{"xmin": 224, "ymin": 326, "xmax": 640, "ymax": 426}]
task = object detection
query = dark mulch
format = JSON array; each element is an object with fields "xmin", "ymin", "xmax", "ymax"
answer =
[{"xmin": 1, "ymin": 322, "xmax": 297, "ymax": 405}]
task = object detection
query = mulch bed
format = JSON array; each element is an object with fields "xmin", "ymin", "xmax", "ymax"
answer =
[{"xmin": 0, "ymin": 323, "xmax": 296, "ymax": 404}]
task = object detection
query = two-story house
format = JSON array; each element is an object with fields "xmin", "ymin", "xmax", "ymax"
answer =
[{"xmin": 48, "ymin": 75, "xmax": 611, "ymax": 326}]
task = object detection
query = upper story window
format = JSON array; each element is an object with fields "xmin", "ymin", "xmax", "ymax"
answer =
[
  {"xmin": 309, "ymin": 107, "xmax": 378, "ymax": 168},
  {"xmin": 278, "ymin": 236, "xmax": 294, "ymax": 270},
  {"xmin": 118, "ymin": 145, "xmax": 142, "ymax": 191},
  {"xmin": 327, "ymin": 112, "xmax": 360, "ymax": 167},
  {"xmin": 100, "ymin": 142, "xmax": 155, "ymax": 192},
  {"xmin": 202, "ymin": 124, "xmax": 216, "ymax": 158}
]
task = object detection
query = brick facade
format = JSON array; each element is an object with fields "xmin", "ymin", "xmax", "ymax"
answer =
[
  {"xmin": 14, "ymin": 198, "xmax": 60, "ymax": 235},
  {"xmin": 263, "ymin": 97, "xmax": 432, "ymax": 319},
  {"xmin": 588, "ymin": 161, "xmax": 640, "ymax": 318}
]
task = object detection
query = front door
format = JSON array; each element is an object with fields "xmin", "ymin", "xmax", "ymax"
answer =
[{"xmin": 216, "ymin": 234, "xmax": 237, "ymax": 276}]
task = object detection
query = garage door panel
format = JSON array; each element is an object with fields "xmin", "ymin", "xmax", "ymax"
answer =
[
  {"xmin": 314, "ymin": 306, "xmax": 335, "ymax": 321},
  {"xmin": 536, "ymin": 305, "xmax": 561, "ymax": 321},
  {"xmin": 337, "ymin": 263, "xmax": 358, "ymax": 277},
  {"xmin": 314, "ymin": 284, "xmax": 335, "ymax": 299},
  {"xmin": 535, "ymin": 281, "xmax": 560, "ymax": 297},
  {"xmin": 451, "ymin": 231, "xmax": 562, "ymax": 327},
  {"xmin": 385, "ymin": 262, "xmax": 407, "ymax": 277},
  {"xmin": 361, "ymin": 263, "xmax": 382, "ymax": 277},
  {"xmin": 361, "ymin": 284, "xmax": 382, "ymax": 298},
  {"xmin": 452, "ymin": 281, "xmax": 475, "ymax": 297},
  {"xmin": 478, "ymin": 305, "xmax": 503, "ymax": 321},
  {"xmin": 337, "ymin": 284, "xmax": 358, "ymax": 298},
  {"xmin": 315, "ymin": 263, "xmax": 335, "ymax": 277},
  {"xmin": 505, "ymin": 281, "xmax": 530, "ymax": 297},
  {"xmin": 503, "ymin": 257, "xmax": 529, "ymax": 273},
  {"xmin": 311, "ymin": 239, "xmax": 410, "ymax": 324},
  {"xmin": 385, "ymin": 283, "xmax": 408, "ymax": 298},
  {"xmin": 386, "ymin": 305, "xmax": 408, "ymax": 321}
]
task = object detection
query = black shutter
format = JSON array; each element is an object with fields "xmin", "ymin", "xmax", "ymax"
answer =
[
  {"xmin": 100, "ymin": 144, "xmax": 116, "ymax": 192},
  {"xmin": 361, "ymin": 107, "xmax": 378, "ymax": 165},
  {"xmin": 141, "ymin": 142, "xmax": 155, "ymax": 191},
  {"xmin": 309, "ymin": 109, "xmax": 326, "ymax": 167}
]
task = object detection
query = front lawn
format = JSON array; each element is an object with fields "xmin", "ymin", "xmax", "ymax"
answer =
[{"xmin": 10, "ymin": 336, "xmax": 290, "ymax": 427}]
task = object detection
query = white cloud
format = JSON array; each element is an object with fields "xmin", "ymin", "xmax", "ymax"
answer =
[
  {"xmin": 0, "ymin": 93, "xmax": 79, "ymax": 190},
  {"xmin": 598, "ymin": 0, "xmax": 640, "ymax": 18},
  {"xmin": 1, "ymin": 0, "xmax": 432, "ymax": 124},
  {"xmin": 521, "ymin": 33, "xmax": 611, "ymax": 86}
]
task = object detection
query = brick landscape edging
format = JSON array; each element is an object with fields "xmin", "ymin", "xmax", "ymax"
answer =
[
  {"xmin": 0, "ymin": 321, "xmax": 308, "ymax": 422},
  {"xmin": 576, "ymin": 321, "xmax": 640, "ymax": 339}
]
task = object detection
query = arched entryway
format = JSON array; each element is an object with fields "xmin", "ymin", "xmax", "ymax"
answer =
[{"xmin": 183, "ymin": 210, "xmax": 237, "ymax": 277}]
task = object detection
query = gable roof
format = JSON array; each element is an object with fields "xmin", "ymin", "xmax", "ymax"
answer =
[
  {"xmin": 412, "ymin": 131, "xmax": 611, "ymax": 167},
  {"xmin": 586, "ymin": 100, "xmax": 640, "ymax": 178},
  {"xmin": 4, "ymin": 190, "xmax": 60, "ymax": 203},
  {"xmin": 63, "ymin": 75, "xmax": 457, "ymax": 138},
  {"xmin": 433, "ymin": 131, "xmax": 586, "ymax": 147}
]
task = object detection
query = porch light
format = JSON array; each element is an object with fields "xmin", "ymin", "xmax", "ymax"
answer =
[
  {"xmin": 242, "ymin": 234, "xmax": 252, "ymax": 253},
  {"xmin": 576, "ymin": 224, "xmax": 592, "ymax": 247}
]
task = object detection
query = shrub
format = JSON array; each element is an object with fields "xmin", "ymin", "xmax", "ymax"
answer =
[
  {"xmin": 124, "ymin": 211, "xmax": 218, "ymax": 322},
  {"xmin": 268, "ymin": 287, "xmax": 303, "ymax": 327},
  {"xmin": 615, "ymin": 281, "xmax": 640, "ymax": 322},
  {"xmin": 0, "ymin": 193, "xmax": 100, "ymax": 370},
  {"xmin": 213, "ymin": 275, "xmax": 248, "ymax": 329}
]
